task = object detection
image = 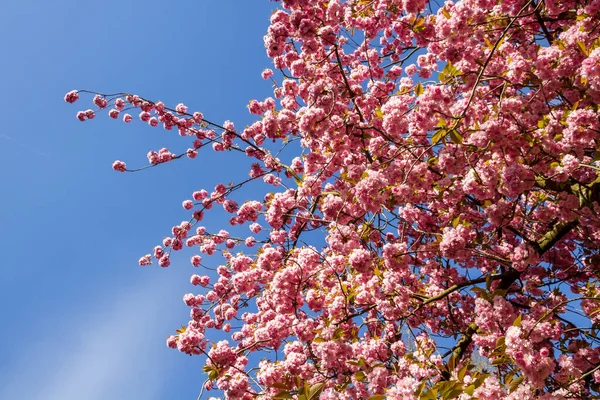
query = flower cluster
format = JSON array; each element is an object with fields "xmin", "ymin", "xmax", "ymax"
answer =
[{"xmin": 67, "ymin": 0, "xmax": 600, "ymax": 398}]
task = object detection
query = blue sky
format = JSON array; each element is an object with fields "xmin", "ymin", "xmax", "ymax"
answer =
[{"xmin": 0, "ymin": 1, "xmax": 278, "ymax": 399}]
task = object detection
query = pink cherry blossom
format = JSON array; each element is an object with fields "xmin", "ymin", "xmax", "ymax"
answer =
[
  {"xmin": 111, "ymin": 160, "xmax": 126, "ymax": 172},
  {"xmin": 68, "ymin": 1, "xmax": 600, "ymax": 397},
  {"xmin": 108, "ymin": 109, "xmax": 119, "ymax": 119},
  {"xmin": 64, "ymin": 90, "xmax": 79, "ymax": 103},
  {"xmin": 93, "ymin": 94, "xmax": 107, "ymax": 108}
]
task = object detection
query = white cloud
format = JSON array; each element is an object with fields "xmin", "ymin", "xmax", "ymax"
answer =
[{"xmin": 0, "ymin": 276, "xmax": 183, "ymax": 400}]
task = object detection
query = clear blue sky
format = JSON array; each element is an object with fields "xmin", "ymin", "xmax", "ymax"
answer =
[{"xmin": 0, "ymin": 1, "xmax": 277, "ymax": 399}]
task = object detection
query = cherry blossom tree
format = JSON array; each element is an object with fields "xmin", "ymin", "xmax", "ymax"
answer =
[{"xmin": 66, "ymin": 0, "xmax": 600, "ymax": 398}]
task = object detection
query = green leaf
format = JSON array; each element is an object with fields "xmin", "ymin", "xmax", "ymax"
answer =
[
  {"xmin": 355, "ymin": 370, "xmax": 366, "ymax": 382},
  {"xmin": 308, "ymin": 382, "xmax": 325, "ymax": 399},
  {"xmin": 449, "ymin": 129, "xmax": 463, "ymax": 144},
  {"xmin": 473, "ymin": 373, "xmax": 489, "ymax": 388},
  {"xmin": 577, "ymin": 40, "xmax": 589, "ymax": 56},
  {"xmin": 464, "ymin": 384, "xmax": 475, "ymax": 395},
  {"xmin": 432, "ymin": 381, "xmax": 461, "ymax": 399},
  {"xmin": 420, "ymin": 389, "xmax": 438, "ymax": 400},
  {"xmin": 471, "ymin": 287, "xmax": 490, "ymax": 302},
  {"xmin": 333, "ymin": 328, "xmax": 344, "ymax": 340},
  {"xmin": 504, "ymin": 369, "xmax": 517, "ymax": 385},
  {"xmin": 413, "ymin": 17, "xmax": 425, "ymax": 32},
  {"xmin": 359, "ymin": 358, "xmax": 367, "ymax": 371},
  {"xmin": 273, "ymin": 390, "xmax": 293, "ymax": 399},
  {"xmin": 445, "ymin": 388, "xmax": 465, "ymax": 399},
  {"xmin": 509, "ymin": 376, "xmax": 525, "ymax": 393},
  {"xmin": 571, "ymin": 100, "xmax": 580, "ymax": 111},
  {"xmin": 373, "ymin": 265, "xmax": 382, "ymax": 278},
  {"xmin": 491, "ymin": 356, "xmax": 507, "ymax": 366},
  {"xmin": 432, "ymin": 128, "xmax": 446, "ymax": 145},
  {"xmin": 512, "ymin": 314, "xmax": 522, "ymax": 327},
  {"xmin": 447, "ymin": 352, "xmax": 457, "ymax": 372},
  {"xmin": 202, "ymin": 364, "xmax": 220, "ymax": 381},
  {"xmin": 272, "ymin": 382, "xmax": 290, "ymax": 389},
  {"xmin": 443, "ymin": 62, "xmax": 462, "ymax": 77},
  {"xmin": 414, "ymin": 380, "xmax": 427, "ymax": 396},
  {"xmin": 414, "ymin": 82, "xmax": 424, "ymax": 96},
  {"xmin": 452, "ymin": 216, "xmax": 460, "ymax": 228},
  {"xmin": 484, "ymin": 37, "xmax": 493, "ymax": 49},
  {"xmin": 495, "ymin": 336, "xmax": 506, "ymax": 348},
  {"xmin": 458, "ymin": 363, "xmax": 469, "ymax": 381}
]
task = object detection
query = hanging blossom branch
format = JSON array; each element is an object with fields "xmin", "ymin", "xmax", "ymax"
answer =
[{"xmin": 66, "ymin": 0, "xmax": 600, "ymax": 398}]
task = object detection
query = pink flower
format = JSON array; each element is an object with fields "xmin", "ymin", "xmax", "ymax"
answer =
[
  {"xmin": 249, "ymin": 223, "xmax": 262, "ymax": 233},
  {"xmin": 114, "ymin": 98, "xmax": 125, "ymax": 110},
  {"xmin": 193, "ymin": 190, "xmax": 208, "ymax": 201},
  {"xmin": 223, "ymin": 199, "xmax": 238, "ymax": 213},
  {"xmin": 93, "ymin": 94, "xmax": 107, "ymax": 108},
  {"xmin": 108, "ymin": 109, "xmax": 119, "ymax": 119},
  {"xmin": 198, "ymin": 275, "xmax": 210, "ymax": 286},
  {"xmin": 561, "ymin": 154, "xmax": 580, "ymax": 174},
  {"xmin": 158, "ymin": 254, "xmax": 170, "ymax": 267},
  {"xmin": 138, "ymin": 254, "xmax": 151, "ymax": 266},
  {"xmin": 139, "ymin": 111, "xmax": 151, "ymax": 122},
  {"xmin": 175, "ymin": 103, "xmax": 188, "ymax": 115},
  {"xmin": 123, "ymin": 114, "xmax": 133, "ymax": 123},
  {"xmin": 193, "ymin": 210, "xmax": 204, "ymax": 221},
  {"xmin": 182, "ymin": 200, "xmax": 194, "ymax": 210},
  {"xmin": 166, "ymin": 335, "xmax": 177, "ymax": 349},
  {"xmin": 190, "ymin": 274, "xmax": 203, "ymax": 285},
  {"xmin": 193, "ymin": 112, "xmax": 204, "ymax": 123},
  {"xmin": 190, "ymin": 255, "xmax": 202, "ymax": 267},
  {"xmin": 147, "ymin": 151, "xmax": 159, "ymax": 165},
  {"xmin": 186, "ymin": 149, "xmax": 198, "ymax": 159},
  {"xmin": 262, "ymin": 69, "xmax": 274, "ymax": 80},
  {"xmin": 158, "ymin": 148, "xmax": 173, "ymax": 162},
  {"xmin": 64, "ymin": 90, "xmax": 79, "ymax": 103},
  {"xmin": 112, "ymin": 160, "xmax": 127, "ymax": 172}
]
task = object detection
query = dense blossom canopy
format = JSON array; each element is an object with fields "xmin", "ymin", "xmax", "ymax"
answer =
[{"xmin": 67, "ymin": 0, "xmax": 600, "ymax": 398}]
